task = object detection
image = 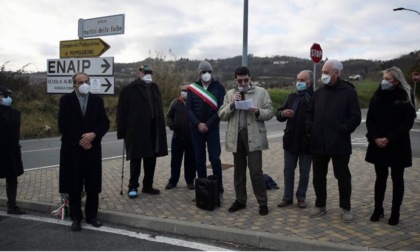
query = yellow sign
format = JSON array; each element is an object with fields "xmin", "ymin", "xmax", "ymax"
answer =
[{"xmin": 60, "ymin": 38, "xmax": 110, "ymax": 58}]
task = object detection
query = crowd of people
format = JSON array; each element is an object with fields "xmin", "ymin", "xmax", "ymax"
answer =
[{"xmin": 0, "ymin": 59, "xmax": 416, "ymax": 232}]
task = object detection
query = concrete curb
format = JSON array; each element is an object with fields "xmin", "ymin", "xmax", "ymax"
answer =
[{"xmin": 1, "ymin": 197, "xmax": 375, "ymax": 251}]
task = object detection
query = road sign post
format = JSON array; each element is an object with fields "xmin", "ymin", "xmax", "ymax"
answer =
[
  {"xmin": 412, "ymin": 72, "xmax": 420, "ymax": 107},
  {"xmin": 47, "ymin": 57, "xmax": 114, "ymax": 94},
  {"xmin": 310, "ymin": 43, "xmax": 323, "ymax": 91},
  {"xmin": 60, "ymin": 38, "xmax": 110, "ymax": 58}
]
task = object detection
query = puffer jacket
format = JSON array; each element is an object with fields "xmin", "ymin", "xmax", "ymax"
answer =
[{"xmin": 219, "ymin": 84, "xmax": 273, "ymax": 153}]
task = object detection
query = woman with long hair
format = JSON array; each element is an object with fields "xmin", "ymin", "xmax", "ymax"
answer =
[{"xmin": 365, "ymin": 67, "xmax": 416, "ymax": 225}]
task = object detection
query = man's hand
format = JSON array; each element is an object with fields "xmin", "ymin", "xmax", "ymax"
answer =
[
  {"xmin": 80, "ymin": 132, "xmax": 96, "ymax": 150},
  {"xmin": 374, "ymin": 137, "xmax": 389, "ymax": 148},
  {"xmin": 282, "ymin": 109, "xmax": 294, "ymax": 118},
  {"xmin": 198, "ymin": 123, "xmax": 208, "ymax": 133}
]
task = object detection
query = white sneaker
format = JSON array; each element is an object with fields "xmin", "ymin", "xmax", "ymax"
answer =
[
  {"xmin": 341, "ymin": 209, "xmax": 354, "ymax": 223},
  {"xmin": 309, "ymin": 206, "xmax": 326, "ymax": 218}
]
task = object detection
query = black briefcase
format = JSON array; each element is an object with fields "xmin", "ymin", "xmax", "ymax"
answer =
[{"xmin": 195, "ymin": 175, "xmax": 220, "ymax": 211}]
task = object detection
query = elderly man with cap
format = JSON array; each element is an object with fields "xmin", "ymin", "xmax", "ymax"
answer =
[
  {"xmin": 0, "ymin": 86, "xmax": 26, "ymax": 215},
  {"xmin": 186, "ymin": 61, "xmax": 226, "ymax": 201},
  {"xmin": 117, "ymin": 65, "xmax": 168, "ymax": 199}
]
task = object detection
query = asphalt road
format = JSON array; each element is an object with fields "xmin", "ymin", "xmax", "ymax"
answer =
[{"xmin": 21, "ymin": 110, "xmax": 420, "ymax": 170}]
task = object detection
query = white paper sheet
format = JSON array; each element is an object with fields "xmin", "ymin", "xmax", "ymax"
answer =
[{"xmin": 235, "ymin": 98, "xmax": 254, "ymax": 110}]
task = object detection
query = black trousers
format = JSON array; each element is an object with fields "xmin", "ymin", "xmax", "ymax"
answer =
[
  {"xmin": 312, "ymin": 154, "xmax": 352, "ymax": 210},
  {"xmin": 374, "ymin": 163, "xmax": 405, "ymax": 211},
  {"xmin": 6, "ymin": 177, "xmax": 18, "ymax": 208},
  {"xmin": 69, "ymin": 192, "xmax": 99, "ymax": 221},
  {"xmin": 129, "ymin": 157, "xmax": 157, "ymax": 190}
]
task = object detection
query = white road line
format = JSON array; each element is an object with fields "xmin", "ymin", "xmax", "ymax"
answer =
[{"xmin": 0, "ymin": 211, "xmax": 230, "ymax": 251}]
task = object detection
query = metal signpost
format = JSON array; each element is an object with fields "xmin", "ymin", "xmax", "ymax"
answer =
[
  {"xmin": 310, "ymin": 43, "xmax": 323, "ymax": 91},
  {"xmin": 46, "ymin": 57, "xmax": 114, "ymax": 94},
  {"xmin": 412, "ymin": 72, "xmax": 420, "ymax": 107},
  {"xmin": 60, "ymin": 38, "xmax": 110, "ymax": 58}
]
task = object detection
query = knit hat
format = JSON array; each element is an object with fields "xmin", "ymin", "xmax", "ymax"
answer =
[
  {"xmin": 0, "ymin": 86, "xmax": 12, "ymax": 96},
  {"xmin": 197, "ymin": 61, "xmax": 213, "ymax": 74},
  {"xmin": 139, "ymin": 65, "xmax": 153, "ymax": 73}
]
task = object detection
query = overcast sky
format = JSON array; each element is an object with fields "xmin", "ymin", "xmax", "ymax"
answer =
[{"xmin": 0, "ymin": 0, "xmax": 419, "ymax": 72}]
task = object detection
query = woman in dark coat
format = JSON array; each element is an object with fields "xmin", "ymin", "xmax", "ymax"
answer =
[
  {"xmin": 58, "ymin": 73, "xmax": 110, "ymax": 231},
  {"xmin": 365, "ymin": 67, "xmax": 416, "ymax": 225},
  {"xmin": 0, "ymin": 86, "xmax": 25, "ymax": 215}
]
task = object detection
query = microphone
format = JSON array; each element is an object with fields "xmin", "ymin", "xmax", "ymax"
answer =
[{"xmin": 238, "ymin": 86, "xmax": 245, "ymax": 100}]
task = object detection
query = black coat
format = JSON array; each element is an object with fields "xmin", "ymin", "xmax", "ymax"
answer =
[
  {"xmin": 166, "ymin": 97, "xmax": 191, "ymax": 140},
  {"xmin": 365, "ymin": 86, "xmax": 416, "ymax": 168},
  {"xmin": 0, "ymin": 105, "xmax": 23, "ymax": 178},
  {"xmin": 116, "ymin": 79, "xmax": 168, "ymax": 160},
  {"xmin": 306, "ymin": 78, "xmax": 361, "ymax": 155},
  {"xmin": 276, "ymin": 89, "xmax": 312, "ymax": 154},
  {"xmin": 58, "ymin": 92, "xmax": 110, "ymax": 193}
]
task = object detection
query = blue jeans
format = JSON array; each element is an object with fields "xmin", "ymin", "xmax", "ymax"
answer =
[
  {"xmin": 283, "ymin": 150, "xmax": 311, "ymax": 201},
  {"xmin": 191, "ymin": 127, "xmax": 223, "ymax": 193},
  {"xmin": 169, "ymin": 136, "xmax": 196, "ymax": 185}
]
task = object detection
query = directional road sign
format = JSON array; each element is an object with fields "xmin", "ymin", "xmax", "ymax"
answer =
[
  {"xmin": 47, "ymin": 57, "xmax": 114, "ymax": 94},
  {"xmin": 412, "ymin": 72, "xmax": 420, "ymax": 83},
  {"xmin": 78, "ymin": 14, "xmax": 125, "ymax": 38},
  {"xmin": 60, "ymin": 38, "xmax": 110, "ymax": 58},
  {"xmin": 47, "ymin": 57, "xmax": 113, "ymax": 76},
  {"xmin": 310, "ymin": 43, "xmax": 323, "ymax": 64},
  {"xmin": 47, "ymin": 76, "xmax": 114, "ymax": 94}
]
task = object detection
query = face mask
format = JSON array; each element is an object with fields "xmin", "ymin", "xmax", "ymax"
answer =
[
  {"xmin": 201, "ymin": 72, "xmax": 212, "ymax": 82},
  {"xmin": 181, "ymin": 91, "xmax": 188, "ymax": 99},
  {"xmin": 142, "ymin": 74, "xmax": 152, "ymax": 83},
  {"xmin": 321, "ymin": 74, "xmax": 331, "ymax": 85},
  {"xmin": 381, "ymin": 80, "xmax": 394, "ymax": 90},
  {"xmin": 1, "ymin": 96, "xmax": 12, "ymax": 106},
  {"xmin": 78, "ymin": 83, "xmax": 90, "ymax": 95},
  {"xmin": 296, "ymin": 81, "xmax": 307, "ymax": 91}
]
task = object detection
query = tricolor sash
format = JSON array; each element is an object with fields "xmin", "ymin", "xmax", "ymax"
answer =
[{"xmin": 187, "ymin": 83, "xmax": 218, "ymax": 110}]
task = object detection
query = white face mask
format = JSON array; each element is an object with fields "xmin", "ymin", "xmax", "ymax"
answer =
[
  {"xmin": 181, "ymin": 91, "xmax": 188, "ymax": 99},
  {"xmin": 321, "ymin": 74, "xmax": 331, "ymax": 85},
  {"xmin": 381, "ymin": 80, "xmax": 394, "ymax": 90},
  {"xmin": 78, "ymin": 83, "xmax": 90, "ymax": 95},
  {"xmin": 296, "ymin": 81, "xmax": 307, "ymax": 91},
  {"xmin": 201, "ymin": 72, "xmax": 212, "ymax": 82},
  {"xmin": 142, "ymin": 74, "xmax": 152, "ymax": 83},
  {"xmin": 1, "ymin": 96, "xmax": 12, "ymax": 106}
]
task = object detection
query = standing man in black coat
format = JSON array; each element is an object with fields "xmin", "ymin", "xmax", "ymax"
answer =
[
  {"xmin": 306, "ymin": 59, "xmax": 361, "ymax": 223},
  {"xmin": 117, "ymin": 65, "xmax": 168, "ymax": 199},
  {"xmin": 0, "ymin": 86, "xmax": 25, "ymax": 215},
  {"xmin": 58, "ymin": 72, "xmax": 110, "ymax": 231}
]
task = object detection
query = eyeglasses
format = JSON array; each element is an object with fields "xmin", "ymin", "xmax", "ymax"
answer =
[
  {"xmin": 201, "ymin": 70, "xmax": 212, "ymax": 74},
  {"xmin": 236, "ymin": 78, "xmax": 250, "ymax": 84}
]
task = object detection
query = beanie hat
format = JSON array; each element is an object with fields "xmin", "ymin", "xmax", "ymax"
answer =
[
  {"xmin": 0, "ymin": 86, "xmax": 12, "ymax": 95},
  {"xmin": 139, "ymin": 65, "xmax": 153, "ymax": 73},
  {"xmin": 197, "ymin": 61, "xmax": 213, "ymax": 74}
]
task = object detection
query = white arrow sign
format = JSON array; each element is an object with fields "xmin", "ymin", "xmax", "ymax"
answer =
[
  {"xmin": 47, "ymin": 57, "xmax": 113, "ymax": 76},
  {"xmin": 47, "ymin": 76, "xmax": 114, "ymax": 95}
]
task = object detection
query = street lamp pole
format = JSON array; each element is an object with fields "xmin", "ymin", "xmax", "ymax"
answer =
[
  {"xmin": 242, "ymin": 0, "xmax": 248, "ymax": 67},
  {"xmin": 393, "ymin": 7, "xmax": 420, "ymax": 15}
]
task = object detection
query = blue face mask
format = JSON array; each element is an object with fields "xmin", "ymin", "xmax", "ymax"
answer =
[
  {"xmin": 1, "ymin": 96, "xmax": 12, "ymax": 106},
  {"xmin": 296, "ymin": 81, "xmax": 307, "ymax": 91},
  {"xmin": 381, "ymin": 80, "xmax": 394, "ymax": 90}
]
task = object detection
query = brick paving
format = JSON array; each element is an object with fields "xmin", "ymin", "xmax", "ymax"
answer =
[{"xmin": 1, "ymin": 139, "xmax": 420, "ymax": 250}]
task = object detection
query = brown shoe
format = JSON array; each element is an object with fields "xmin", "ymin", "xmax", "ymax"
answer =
[
  {"xmin": 297, "ymin": 200, "xmax": 307, "ymax": 208},
  {"xmin": 277, "ymin": 199, "xmax": 292, "ymax": 207}
]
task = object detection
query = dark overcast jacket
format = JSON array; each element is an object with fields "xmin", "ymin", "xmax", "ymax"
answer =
[{"xmin": 306, "ymin": 78, "xmax": 361, "ymax": 155}]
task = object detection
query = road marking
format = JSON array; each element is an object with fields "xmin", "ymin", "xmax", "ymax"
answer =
[{"xmin": 0, "ymin": 211, "xmax": 230, "ymax": 251}]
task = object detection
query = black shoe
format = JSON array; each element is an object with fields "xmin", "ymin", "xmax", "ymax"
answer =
[
  {"xmin": 228, "ymin": 200, "xmax": 246, "ymax": 213},
  {"xmin": 370, "ymin": 207, "xmax": 384, "ymax": 222},
  {"xmin": 142, "ymin": 188, "xmax": 160, "ymax": 195},
  {"xmin": 86, "ymin": 218, "xmax": 103, "ymax": 228},
  {"xmin": 259, "ymin": 205, "xmax": 269, "ymax": 216},
  {"xmin": 187, "ymin": 183, "xmax": 195, "ymax": 190},
  {"xmin": 7, "ymin": 206, "xmax": 26, "ymax": 215},
  {"xmin": 165, "ymin": 183, "xmax": 176, "ymax": 190},
  {"xmin": 388, "ymin": 212, "xmax": 400, "ymax": 226},
  {"xmin": 71, "ymin": 220, "xmax": 82, "ymax": 232}
]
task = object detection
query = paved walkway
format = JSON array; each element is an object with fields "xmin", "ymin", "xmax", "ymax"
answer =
[{"xmin": 1, "ymin": 139, "xmax": 420, "ymax": 250}]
